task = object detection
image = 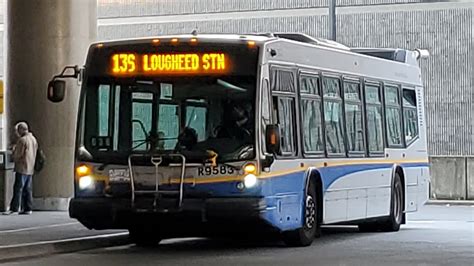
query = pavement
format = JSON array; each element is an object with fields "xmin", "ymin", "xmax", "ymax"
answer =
[
  {"xmin": 0, "ymin": 200, "xmax": 472, "ymax": 264},
  {"xmin": 3, "ymin": 204, "xmax": 473, "ymax": 266},
  {"xmin": 0, "ymin": 212, "xmax": 129, "ymax": 262}
]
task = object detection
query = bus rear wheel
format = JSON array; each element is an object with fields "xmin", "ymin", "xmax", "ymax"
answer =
[
  {"xmin": 359, "ymin": 173, "xmax": 404, "ymax": 232},
  {"xmin": 129, "ymin": 226, "xmax": 161, "ymax": 247},
  {"xmin": 282, "ymin": 180, "xmax": 320, "ymax": 247}
]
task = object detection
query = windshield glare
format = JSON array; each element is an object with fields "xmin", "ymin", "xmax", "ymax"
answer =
[{"xmin": 81, "ymin": 75, "xmax": 256, "ymax": 163}]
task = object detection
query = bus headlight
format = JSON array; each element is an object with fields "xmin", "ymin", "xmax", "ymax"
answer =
[
  {"xmin": 244, "ymin": 174, "xmax": 258, "ymax": 188},
  {"xmin": 79, "ymin": 176, "xmax": 93, "ymax": 190}
]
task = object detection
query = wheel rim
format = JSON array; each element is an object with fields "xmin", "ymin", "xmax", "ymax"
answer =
[
  {"xmin": 305, "ymin": 195, "xmax": 316, "ymax": 230},
  {"xmin": 394, "ymin": 182, "xmax": 403, "ymax": 224}
]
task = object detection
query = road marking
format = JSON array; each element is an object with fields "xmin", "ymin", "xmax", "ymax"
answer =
[
  {"xmin": 0, "ymin": 222, "xmax": 79, "ymax": 234},
  {"xmin": 0, "ymin": 232, "xmax": 128, "ymax": 249}
]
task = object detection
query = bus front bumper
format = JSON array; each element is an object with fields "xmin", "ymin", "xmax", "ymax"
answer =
[{"xmin": 69, "ymin": 197, "xmax": 267, "ymax": 230}]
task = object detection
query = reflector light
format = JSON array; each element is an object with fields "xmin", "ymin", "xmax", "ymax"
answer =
[{"xmin": 76, "ymin": 165, "xmax": 91, "ymax": 177}]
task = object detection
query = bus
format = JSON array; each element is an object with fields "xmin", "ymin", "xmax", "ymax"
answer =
[{"xmin": 47, "ymin": 33, "xmax": 430, "ymax": 247}]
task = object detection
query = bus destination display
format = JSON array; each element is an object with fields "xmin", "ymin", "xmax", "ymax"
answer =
[{"xmin": 111, "ymin": 53, "xmax": 228, "ymax": 75}]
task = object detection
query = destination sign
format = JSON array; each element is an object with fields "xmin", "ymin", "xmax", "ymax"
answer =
[{"xmin": 111, "ymin": 53, "xmax": 228, "ymax": 75}]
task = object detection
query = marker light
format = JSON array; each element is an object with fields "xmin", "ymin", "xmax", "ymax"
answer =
[
  {"xmin": 244, "ymin": 174, "xmax": 258, "ymax": 188},
  {"xmin": 76, "ymin": 165, "xmax": 91, "ymax": 177},
  {"xmin": 247, "ymin": 41, "xmax": 256, "ymax": 47},
  {"xmin": 190, "ymin": 38, "xmax": 198, "ymax": 43},
  {"xmin": 244, "ymin": 163, "xmax": 256, "ymax": 174},
  {"xmin": 152, "ymin": 39, "xmax": 160, "ymax": 44},
  {"xmin": 79, "ymin": 176, "xmax": 93, "ymax": 189},
  {"xmin": 171, "ymin": 38, "xmax": 179, "ymax": 43},
  {"xmin": 96, "ymin": 43, "xmax": 104, "ymax": 48}
]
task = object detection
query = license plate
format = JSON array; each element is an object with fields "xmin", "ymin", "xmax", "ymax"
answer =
[
  {"xmin": 197, "ymin": 165, "xmax": 238, "ymax": 177},
  {"xmin": 109, "ymin": 169, "xmax": 130, "ymax": 182}
]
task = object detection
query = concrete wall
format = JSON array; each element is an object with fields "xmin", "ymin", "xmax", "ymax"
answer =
[
  {"xmin": 430, "ymin": 156, "xmax": 474, "ymax": 200},
  {"xmin": 430, "ymin": 157, "xmax": 466, "ymax": 200},
  {"xmin": 467, "ymin": 158, "xmax": 474, "ymax": 200}
]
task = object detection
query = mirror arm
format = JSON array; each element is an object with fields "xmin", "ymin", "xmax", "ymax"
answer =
[
  {"xmin": 51, "ymin": 65, "xmax": 80, "ymax": 81},
  {"xmin": 261, "ymin": 153, "xmax": 275, "ymax": 168}
]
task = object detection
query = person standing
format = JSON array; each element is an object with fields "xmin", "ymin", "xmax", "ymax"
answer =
[{"xmin": 3, "ymin": 122, "xmax": 38, "ymax": 215}]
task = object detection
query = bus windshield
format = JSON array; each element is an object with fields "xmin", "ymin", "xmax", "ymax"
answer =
[{"xmin": 80, "ymin": 75, "xmax": 256, "ymax": 164}]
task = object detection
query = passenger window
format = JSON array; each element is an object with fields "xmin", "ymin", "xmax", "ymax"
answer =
[
  {"xmin": 271, "ymin": 68, "xmax": 297, "ymax": 155},
  {"xmin": 403, "ymin": 89, "xmax": 419, "ymax": 144},
  {"xmin": 98, "ymin": 85, "xmax": 111, "ymax": 136},
  {"xmin": 344, "ymin": 82, "xmax": 364, "ymax": 153},
  {"xmin": 271, "ymin": 69, "xmax": 296, "ymax": 93},
  {"xmin": 300, "ymin": 75, "xmax": 323, "ymax": 154},
  {"xmin": 323, "ymin": 77, "xmax": 345, "ymax": 155},
  {"xmin": 385, "ymin": 85, "xmax": 402, "ymax": 147},
  {"xmin": 274, "ymin": 97, "xmax": 296, "ymax": 155},
  {"xmin": 365, "ymin": 84, "xmax": 384, "ymax": 154}
]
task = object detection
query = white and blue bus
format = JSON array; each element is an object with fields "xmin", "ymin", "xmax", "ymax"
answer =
[{"xmin": 48, "ymin": 33, "xmax": 430, "ymax": 246}]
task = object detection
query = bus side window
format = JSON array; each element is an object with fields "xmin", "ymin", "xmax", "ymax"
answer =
[
  {"xmin": 403, "ymin": 89, "xmax": 419, "ymax": 144},
  {"xmin": 343, "ymin": 81, "xmax": 364, "ymax": 154},
  {"xmin": 300, "ymin": 75, "xmax": 324, "ymax": 154},
  {"xmin": 365, "ymin": 84, "xmax": 384, "ymax": 155},
  {"xmin": 385, "ymin": 85, "xmax": 403, "ymax": 147},
  {"xmin": 270, "ymin": 68, "xmax": 297, "ymax": 156},
  {"xmin": 323, "ymin": 77, "xmax": 345, "ymax": 156}
]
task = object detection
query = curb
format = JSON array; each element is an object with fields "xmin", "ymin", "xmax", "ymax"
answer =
[
  {"xmin": 0, "ymin": 232, "xmax": 130, "ymax": 263},
  {"xmin": 425, "ymin": 200, "xmax": 474, "ymax": 206}
]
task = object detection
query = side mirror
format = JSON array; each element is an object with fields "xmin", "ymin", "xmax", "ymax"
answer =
[
  {"xmin": 47, "ymin": 80, "xmax": 66, "ymax": 103},
  {"xmin": 265, "ymin": 124, "xmax": 281, "ymax": 155}
]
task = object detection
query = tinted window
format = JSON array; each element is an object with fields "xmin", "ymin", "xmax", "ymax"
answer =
[
  {"xmin": 365, "ymin": 85, "xmax": 384, "ymax": 153},
  {"xmin": 385, "ymin": 85, "xmax": 402, "ymax": 146},
  {"xmin": 300, "ymin": 75, "xmax": 323, "ymax": 153},
  {"xmin": 271, "ymin": 68, "xmax": 297, "ymax": 155},
  {"xmin": 301, "ymin": 75, "xmax": 320, "ymax": 95},
  {"xmin": 301, "ymin": 99, "xmax": 323, "ymax": 153},
  {"xmin": 323, "ymin": 77, "xmax": 345, "ymax": 155},
  {"xmin": 276, "ymin": 97, "xmax": 296, "ymax": 154},
  {"xmin": 403, "ymin": 89, "xmax": 419, "ymax": 143},
  {"xmin": 344, "ymin": 82, "xmax": 364, "ymax": 153},
  {"xmin": 272, "ymin": 69, "xmax": 295, "ymax": 92}
]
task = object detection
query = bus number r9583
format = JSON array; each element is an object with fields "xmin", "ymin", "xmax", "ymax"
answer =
[{"xmin": 198, "ymin": 166, "xmax": 236, "ymax": 176}]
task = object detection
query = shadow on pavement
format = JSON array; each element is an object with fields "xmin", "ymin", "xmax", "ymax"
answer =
[{"xmin": 84, "ymin": 225, "xmax": 370, "ymax": 256}]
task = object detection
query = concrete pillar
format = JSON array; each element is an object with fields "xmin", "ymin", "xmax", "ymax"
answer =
[{"xmin": 5, "ymin": 0, "xmax": 97, "ymax": 210}]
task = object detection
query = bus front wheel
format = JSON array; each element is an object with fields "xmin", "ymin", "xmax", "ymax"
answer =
[{"xmin": 282, "ymin": 180, "xmax": 320, "ymax": 247}]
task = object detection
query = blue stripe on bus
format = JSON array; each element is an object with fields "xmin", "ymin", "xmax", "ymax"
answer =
[{"xmin": 185, "ymin": 162, "xmax": 429, "ymax": 196}]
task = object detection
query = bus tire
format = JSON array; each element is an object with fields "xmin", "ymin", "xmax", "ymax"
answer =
[
  {"xmin": 358, "ymin": 173, "xmax": 404, "ymax": 232},
  {"xmin": 380, "ymin": 172, "xmax": 404, "ymax": 232},
  {"xmin": 282, "ymin": 180, "xmax": 320, "ymax": 247},
  {"xmin": 129, "ymin": 227, "xmax": 161, "ymax": 247}
]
